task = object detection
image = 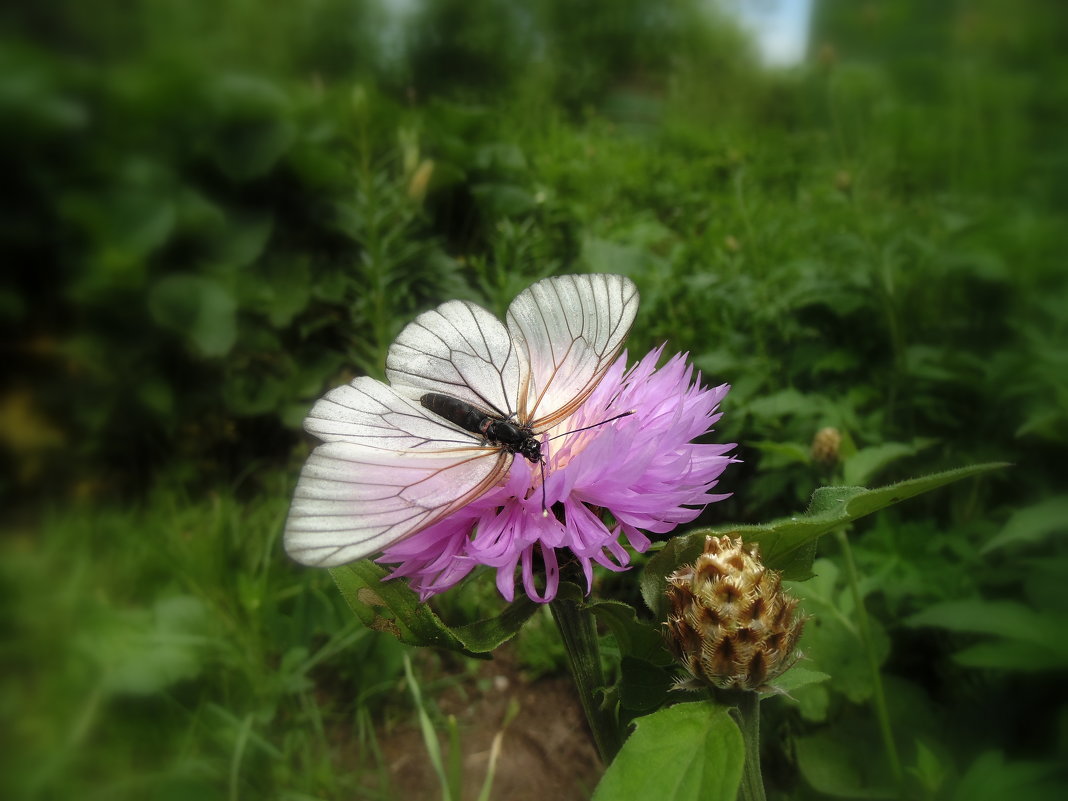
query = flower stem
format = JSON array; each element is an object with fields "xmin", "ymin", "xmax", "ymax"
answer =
[
  {"xmin": 548, "ymin": 598, "xmax": 622, "ymax": 763},
  {"xmin": 834, "ymin": 528, "xmax": 903, "ymax": 786},
  {"xmin": 723, "ymin": 689, "xmax": 766, "ymax": 801}
]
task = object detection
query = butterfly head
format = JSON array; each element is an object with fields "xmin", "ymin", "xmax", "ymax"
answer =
[{"xmin": 517, "ymin": 436, "xmax": 542, "ymax": 464}]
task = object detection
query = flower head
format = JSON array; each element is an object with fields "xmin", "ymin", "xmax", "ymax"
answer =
[
  {"xmin": 379, "ymin": 348, "xmax": 736, "ymax": 602},
  {"xmin": 664, "ymin": 535, "xmax": 805, "ymax": 691}
]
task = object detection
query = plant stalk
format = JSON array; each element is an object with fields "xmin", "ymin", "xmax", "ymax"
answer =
[
  {"xmin": 724, "ymin": 689, "xmax": 766, "ymax": 801},
  {"xmin": 548, "ymin": 598, "xmax": 622, "ymax": 763},
  {"xmin": 835, "ymin": 528, "xmax": 903, "ymax": 786}
]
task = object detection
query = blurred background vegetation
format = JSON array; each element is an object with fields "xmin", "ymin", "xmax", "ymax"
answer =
[{"xmin": 2, "ymin": 0, "xmax": 1066, "ymax": 799}]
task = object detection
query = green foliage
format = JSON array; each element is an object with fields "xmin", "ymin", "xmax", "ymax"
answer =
[
  {"xmin": 330, "ymin": 561, "xmax": 539, "ymax": 657},
  {"xmin": 6, "ymin": 0, "xmax": 1068, "ymax": 798},
  {"xmin": 0, "ymin": 483, "xmax": 409, "ymax": 799},
  {"xmin": 592, "ymin": 702, "xmax": 744, "ymax": 801},
  {"xmin": 641, "ymin": 463, "xmax": 1007, "ymax": 616}
]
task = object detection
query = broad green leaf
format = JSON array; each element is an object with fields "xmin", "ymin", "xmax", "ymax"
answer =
[
  {"xmin": 745, "ymin": 388, "xmax": 827, "ymax": 422},
  {"xmin": 749, "ymin": 440, "xmax": 812, "ymax": 468},
  {"xmin": 582, "ymin": 235, "xmax": 662, "ymax": 277},
  {"xmin": 206, "ymin": 74, "xmax": 295, "ymax": 181},
  {"xmin": 908, "ymin": 599, "xmax": 1068, "ymax": 666},
  {"xmin": 951, "ymin": 751, "xmax": 1063, "ymax": 801},
  {"xmin": 587, "ymin": 599, "xmax": 673, "ymax": 665},
  {"xmin": 148, "ymin": 273, "xmax": 237, "ymax": 357},
  {"xmin": 795, "ymin": 726, "xmax": 897, "ymax": 799},
  {"xmin": 908, "ymin": 739, "xmax": 948, "ymax": 798},
  {"xmin": 212, "ymin": 214, "xmax": 274, "ymax": 271},
  {"xmin": 471, "ymin": 182, "xmax": 536, "ymax": 217},
  {"xmin": 982, "ymin": 496, "xmax": 1068, "ymax": 553},
  {"xmin": 331, "ymin": 562, "xmax": 474, "ymax": 655},
  {"xmin": 618, "ymin": 656, "xmax": 675, "ymax": 713},
  {"xmin": 907, "ymin": 599, "xmax": 1064, "ymax": 650},
  {"xmin": 764, "ymin": 666, "xmax": 831, "ymax": 696},
  {"xmin": 843, "ymin": 439, "xmax": 934, "ymax": 486},
  {"xmin": 592, "ymin": 702, "xmax": 743, "ymax": 801},
  {"xmin": 450, "ymin": 596, "xmax": 541, "ymax": 652},
  {"xmin": 473, "ymin": 142, "xmax": 528, "ymax": 172},
  {"xmin": 330, "ymin": 562, "xmax": 538, "ymax": 657},
  {"xmin": 78, "ymin": 596, "xmax": 212, "ymax": 696},
  {"xmin": 953, "ymin": 641, "xmax": 1068, "ymax": 671},
  {"xmin": 105, "ymin": 189, "xmax": 177, "ymax": 262},
  {"xmin": 641, "ymin": 463, "xmax": 1007, "ymax": 616},
  {"xmin": 240, "ymin": 256, "xmax": 312, "ymax": 328},
  {"xmin": 640, "ymin": 535, "xmax": 715, "ymax": 622},
  {"xmin": 785, "ymin": 560, "xmax": 892, "ymax": 705},
  {"xmin": 792, "ymin": 682, "xmax": 830, "ymax": 722}
]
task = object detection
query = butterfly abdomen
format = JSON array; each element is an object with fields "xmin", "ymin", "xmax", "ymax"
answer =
[
  {"xmin": 420, "ymin": 392, "xmax": 487, "ymax": 432},
  {"xmin": 420, "ymin": 392, "xmax": 541, "ymax": 463}
]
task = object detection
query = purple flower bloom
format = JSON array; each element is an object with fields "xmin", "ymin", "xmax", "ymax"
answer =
[{"xmin": 378, "ymin": 347, "xmax": 735, "ymax": 602}]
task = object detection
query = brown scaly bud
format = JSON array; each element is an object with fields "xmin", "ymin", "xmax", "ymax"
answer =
[
  {"xmin": 810, "ymin": 426, "xmax": 842, "ymax": 465},
  {"xmin": 664, "ymin": 535, "xmax": 805, "ymax": 692}
]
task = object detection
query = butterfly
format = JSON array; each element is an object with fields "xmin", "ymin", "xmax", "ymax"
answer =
[{"xmin": 284, "ymin": 273, "xmax": 640, "ymax": 567}]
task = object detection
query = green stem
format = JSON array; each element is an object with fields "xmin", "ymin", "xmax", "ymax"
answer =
[
  {"xmin": 835, "ymin": 529, "xmax": 903, "ymax": 786},
  {"xmin": 548, "ymin": 598, "xmax": 621, "ymax": 763},
  {"xmin": 723, "ymin": 689, "xmax": 766, "ymax": 801}
]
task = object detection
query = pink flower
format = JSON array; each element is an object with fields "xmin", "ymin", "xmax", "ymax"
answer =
[{"xmin": 378, "ymin": 348, "xmax": 735, "ymax": 602}]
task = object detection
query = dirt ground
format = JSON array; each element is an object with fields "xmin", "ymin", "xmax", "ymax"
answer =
[{"xmin": 378, "ymin": 650, "xmax": 605, "ymax": 800}]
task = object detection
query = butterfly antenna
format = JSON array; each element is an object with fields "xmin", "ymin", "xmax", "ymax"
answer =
[{"xmin": 547, "ymin": 410, "xmax": 636, "ymax": 442}]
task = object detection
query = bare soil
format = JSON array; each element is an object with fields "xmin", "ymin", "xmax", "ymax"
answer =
[{"xmin": 378, "ymin": 651, "xmax": 604, "ymax": 800}]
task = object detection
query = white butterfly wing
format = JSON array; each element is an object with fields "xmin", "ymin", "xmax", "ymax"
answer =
[
  {"xmin": 304, "ymin": 376, "xmax": 479, "ymax": 450},
  {"xmin": 285, "ymin": 377, "xmax": 511, "ymax": 567},
  {"xmin": 385, "ymin": 299, "xmax": 526, "ymax": 418},
  {"xmin": 285, "ymin": 273, "xmax": 639, "ymax": 567},
  {"xmin": 506, "ymin": 274, "xmax": 639, "ymax": 426}
]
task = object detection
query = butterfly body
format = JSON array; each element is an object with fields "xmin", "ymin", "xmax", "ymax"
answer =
[{"xmin": 419, "ymin": 392, "xmax": 542, "ymax": 463}]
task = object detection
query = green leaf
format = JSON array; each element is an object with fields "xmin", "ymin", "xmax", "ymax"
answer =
[
  {"xmin": 907, "ymin": 739, "xmax": 948, "ymax": 797},
  {"xmin": 471, "ymin": 182, "xmax": 536, "ymax": 217},
  {"xmin": 952, "ymin": 641, "xmax": 1068, "ymax": 672},
  {"xmin": 765, "ymin": 666, "xmax": 831, "ymax": 696},
  {"xmin": 450, "ymin": 596, "xmax": 541, "ymax": 652},
  {"xmin": 788, "ymin": 560, "xmax": 892, "ymax": 704},
  {"xmin": 795, "ymin": 726, "xmax": 898, "ymax": 798},
  {"xmin": 749, "ymin": 440, "xmax": 812, "ymax": 468},
  {"xmin": 473, "ymin": 142, "xmax": 528, "ymax": 172},
  {"xmin": 791, "ymin": 682, "xmax": 831, "ymax": 722},
  {"xmin": 982, "ymin": 496, "xmax": 1068, "ymax": 553},
  {"xmin": 582, "ymin": 235, "xmax": 664, "ymax": 277},
  {"xmin": 618, "ymin": 656, "xmax": 675, "ymax": 713},
  {"xmin": 640, "ymin": 536, "xmax": 708, "ymax": 621},
  {"xmin": 907, "ymin": 599, "xmax": 1068, "ymax": 667},
  {"xmin": 745, "ymin": 388, "xmax": 826, "ymax": 422},
  {"xmin": 238, "ymin": 257, "xmax": 312, "ymax": 328},
  {"xmin": 641, "ymin": 463, "xmax": 1007, "ymax": 616},
  {"xmin": 843, "ymin": 439, "xmax": 934, "ymax": 486},
  {"xmin": 587, "ymin": 599, "xmax": 673, "ymax": 665},
  {"xmin": 79, "ymin": 596, "xmax": 212, "ymax": 696},
  {"xmin": 148, "ymin": 273, "xmax": 237, "ymax": 357},
  {"xmin": 212, "ymin": 214, "xmax": 274, "ymax": 270},
  {"xmin": 329, "ymin": 562, "xmax": 538, "ymax": 657},
  {"xmin": 951, "ymin": 751, "xmax": 1064, "ymax": 801},
  {"xmin": 592, "ymin": 702, "xmax": 743, "ymax": 801},
  {"xmin": 206, "ymin": 74, "xmax": 295, "ymax": 182},
  {"xmin": 331, "ymin": 562, "xmax": 474, "ymax": 655},
  {"xmin": 907, "ymin": 599, "xmax": 1059, "ymax": 648}
]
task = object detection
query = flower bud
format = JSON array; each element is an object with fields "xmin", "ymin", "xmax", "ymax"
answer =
[
  {"xmin": 407, "ymin": 159, "xmax": 435, "ymax": 203},
  {"xmin": 664, "ymin": 535, "xmax": 804, "ymax": 691},
  {"xmin": 810, "ymin": 426, "xmax": 842, "ymax": 465}
]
